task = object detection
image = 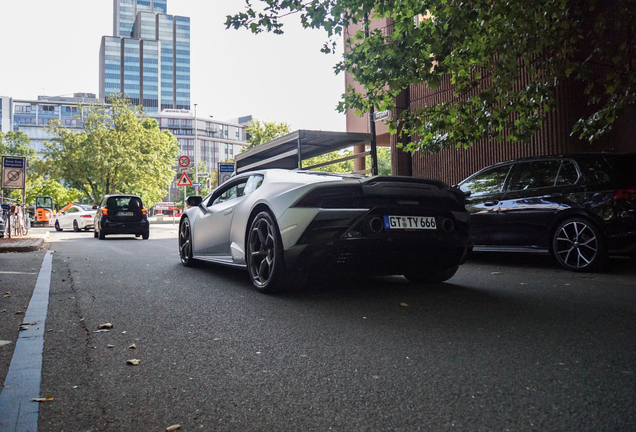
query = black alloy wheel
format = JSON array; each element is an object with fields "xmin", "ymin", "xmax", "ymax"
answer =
[
  {"xmin": 55, "ymin": 221, "xmax": 62, "ymax": 232},
  {"xmin": 552, "ymin": 218, "xmax": 605, "ymax": 271},
  {"xmin": 178, "ymin": 217, "xmax": 195, "ymax": 266},
  {"xmin": 403, "ymin": 265, "xmax": 459, "ymax": 284},
  {"xmin": 73, "ymin": 220, "xmax": 80, "ymax": 232},
  {"xmin": 246, "ymin": 211, "xmax": 288, "ymax": 293}
]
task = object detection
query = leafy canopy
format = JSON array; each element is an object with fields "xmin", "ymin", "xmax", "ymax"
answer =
[
  {"xmin": 243, "ymin": 119, "xmax": 291, "ymax": 150},
  {"xmin": 227, "ymin": 0, "xmax": 636, "ymax": 153},
  {"xmin": 44, "ymin": 96, "xmax": 180, "ymax": 207}
]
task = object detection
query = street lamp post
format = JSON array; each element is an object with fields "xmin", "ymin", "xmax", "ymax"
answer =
[{"xmin": 194, "ymin": 103, "xmax": 198, "ymax": 194}]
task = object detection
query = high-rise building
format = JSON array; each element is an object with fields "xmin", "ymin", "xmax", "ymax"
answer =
[{"xmin": 99, "ymin": 0, "xmax": 190, "ymax": 113}]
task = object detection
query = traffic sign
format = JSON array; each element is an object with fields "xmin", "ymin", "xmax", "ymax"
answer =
[
  {"xmin": 1, "ymin": 156, "xmax": 27, "ymax": 189},
  {"xmin": 192, "ymin": 182, "xmax": 202, "ymax": 187},
  {"xmin": 178, "ymin": 155, "xmax": 190, "ymax": 167},
  {"xmin": 176, "ymin": 172, "xmax": 193, "ymax": 187},
  {"xmin": 178, "ymin": 166, "xmax": 190, "ymax": 174}
]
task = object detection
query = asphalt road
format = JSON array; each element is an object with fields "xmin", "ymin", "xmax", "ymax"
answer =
[{"xmin": 2, "ymin": 225, "xmax": 636, "ymax": 431}]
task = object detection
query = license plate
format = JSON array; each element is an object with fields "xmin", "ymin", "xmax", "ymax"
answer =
[
  {"xmin": 117, "ymin": 211, "xmax": 133, "ymax": 217},
  {"xmin": 384, "ymin": 215, "xmax": 436, "ymax": 230}
]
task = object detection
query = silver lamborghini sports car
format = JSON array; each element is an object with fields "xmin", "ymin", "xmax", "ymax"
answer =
[{"xmin": 178, "ymin": 169, "xmax": 473, "ymax": 293}]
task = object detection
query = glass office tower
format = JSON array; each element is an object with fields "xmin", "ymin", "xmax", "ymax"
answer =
[{"xmin": 100, "ymin": 0, "xmax": 190, "ymax": 111}]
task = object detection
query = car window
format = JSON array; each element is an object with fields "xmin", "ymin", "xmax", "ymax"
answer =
[
  {"xmin": 244, "ymin": 175, "xmax": 264, "ymax": 196},
  {"xmin": 67, "ymin": 207, "xmax": 79, "ymax": 214},
  {"xmin": 107, "ymin": 196, "xmax": 143, "ymax": 211},
  {"xmin": 459, "ymin": 165, "xmax": 511, "ymax": 197},
  {"xmin": 211, "ymin": 179, "xmax": 249, "ymax": 206},
  {"xmin": 556, "ymin": 160, "xmax": 579, "ymax": 185},
  {"xmin": 506, "ymin": 160, "xmax": 561, "ymax": 191},
  {"xmin": 576, "ymin": 158, "xmax": 613, "ymax": 183}
]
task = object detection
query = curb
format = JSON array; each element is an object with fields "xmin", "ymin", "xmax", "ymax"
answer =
[{"xmin": 0, "ymin": 231, "xmax": 49, "ymax": 253}]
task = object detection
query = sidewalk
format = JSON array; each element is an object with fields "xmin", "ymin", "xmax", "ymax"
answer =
[{"xmin": 0, "ymin": 229, "xmax": 50, "ymax": 253}]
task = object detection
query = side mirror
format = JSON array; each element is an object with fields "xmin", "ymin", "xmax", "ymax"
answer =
[
  {"xmin": 92, "ymin": 205, "xmax": 98, "ymax": 210},
  {"xmin": 186, "ymin": 196, "xmax": 203, "ymax": 207}
]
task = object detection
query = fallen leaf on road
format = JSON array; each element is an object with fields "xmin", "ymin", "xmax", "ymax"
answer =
[
  {"xmin": 0, "ymin": 310, "xmax": 6, "ymax": 313},
  {"xmin": 5, "ymin": 292, "xmax": 11, "ymax": 295},
  {"xmin": 128, "ymin": 343, "xmax": 136, "ymax": 349},
  {"xmin": 108, "ymin": 345, "xmax": 115, "ymax": 348},
  {"xmin": 69, "ymin": 297, "xmax": 75, "ymax": 299},
  {"xmin": 15, "ymin": 311, "xmax": 25, "ymax": 315},
  {"xmin": 93, "ymin": 329, "xmax": 109, "ymax": 333},
  {"xmin": 492, "ymin": 272, "xmax": 503, "ymax": 275},
  {"xmin": 98, "ymin": 323, "xmax": 113, "ymax": 329},
  {"xmin": 19, "ymin": 326, "xmax": 28, "ymax": 331},
  {"xmin": 400, "ymin": 303, "xmax": 409, "ymax": 307},
  {"xmin": 32, "ymin": 395, "xmax": 54, "ymax": 402},
  {"xmin": 127, "ymin": 359, "xmax": 141, "ymax": 366},
  {"xmin": 22, "ymin": 322, "xmax": 36, "ymax": 325},
  {"xmin": 166, "ymin": 425, "xmax": 181, "ymax": 431}
]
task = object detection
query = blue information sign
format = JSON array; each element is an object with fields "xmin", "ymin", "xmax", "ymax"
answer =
[{"xmin": 218, "ymin": 163, "xmax": 235, "ymax": 185}]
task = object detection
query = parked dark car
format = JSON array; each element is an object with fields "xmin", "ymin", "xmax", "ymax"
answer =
[
  {"xmin": 94, "ymin": 194, "xmax": 149, "ymax": 240},
  {"xmin": 458, "ymin": 153, "xmax": 636, "ymax": 271}
]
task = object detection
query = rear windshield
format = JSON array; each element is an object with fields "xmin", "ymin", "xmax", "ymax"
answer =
[{"xmin": 107, "ymin": 196, "xmax": 143, "ymax": 211}]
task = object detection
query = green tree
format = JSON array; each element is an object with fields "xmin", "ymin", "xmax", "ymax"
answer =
[
  {"xmin": 44, "ymin": 96, "xmax": 180, "ymax": 207},
  {"xmin": 26, "ymin": 176, "xmax": 84, "ymax": 208},
  {"xmin": 227, "ymin": 0, "xmax": 636, "ymax": 153},
  {"xmin": 243, "ymin": 119, "xmax": 291, "ymax": 150}
]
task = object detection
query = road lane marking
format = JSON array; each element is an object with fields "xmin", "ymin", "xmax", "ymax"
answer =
[{"xmin": 0, "ymin": 250, "xmax": 54, "ymax": 432}]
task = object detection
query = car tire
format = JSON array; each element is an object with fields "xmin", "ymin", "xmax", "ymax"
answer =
[
  {"xmin": 73, "ymin": 220, "xmax": 80, "ymax": 232},
  {"xmin": 142, "ymin": 232, "xmax": 149, "ymax": 240},
  {"xmin": 55, "ymin": 221, "xmax": 62, "ymax": 232},
  {"xmin": 178, "ymin": 217, "xmax": 197, "ymax": 267},
  {"xmin": 246, "ymin": 211, "xmax": 295, "ymax": 293},
  {"xmin": 98, "ymin": 229, "xmax": 106, "ymax": 240},
  {"xmin": 94, "ymin": 229, "xmax": 98, "ymax": 238},
  {"xmin": 552, "ymin": 217, "xmax": 605, "ymax": 272},
  {"xmin": 404, "ymin": 265, "xmax": 459, "ymax": 284}
]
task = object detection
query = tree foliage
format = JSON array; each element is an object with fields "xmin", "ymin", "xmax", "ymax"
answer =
[
  {"xmin": 44, "ymin": 96, "xmax": 180, "ymax": 206},
  {"xmin": 243, "ymin": 119, "xmax": 291, "ymax": 150},
  {"xmin": 227, "ymin": 0, "xmax": 636, "ymax": 153},
  {"xmin": 26, "ymin": 176, "xmax": 84, "ymax": 208}
]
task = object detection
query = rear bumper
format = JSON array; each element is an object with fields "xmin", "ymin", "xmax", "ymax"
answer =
[
  {"xmin": 284, "ymin": 235, "xmax": 473, "ymax": 276},
  {"xmin": 100, "ymin": 219, "xmax": 149, "ymax": 235}
]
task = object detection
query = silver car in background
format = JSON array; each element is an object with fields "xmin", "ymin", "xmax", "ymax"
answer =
[{"xmin": 178, "ymin": 169, "xmax": 472, "ymax": 293}]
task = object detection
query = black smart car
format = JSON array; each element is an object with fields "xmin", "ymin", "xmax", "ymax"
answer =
[
  {"xmin": 458, "ymin": 153, "xmax": 636, "ymax": 271},
  {"xmin": 94, "ymin": 194, "xmax": 150, "ymax": 240}
]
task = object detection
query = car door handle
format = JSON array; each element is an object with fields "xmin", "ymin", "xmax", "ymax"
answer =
[
  {"xmin": 224, "ymin": 209, "xmax": 233, "ymax": 216},
  {"xmin": 484, "ymin": 200, "xmax": 499, "ymax": 207}
]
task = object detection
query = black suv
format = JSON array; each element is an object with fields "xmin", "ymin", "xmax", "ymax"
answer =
[
  {"xmin": 94, "ymin": 194, "xmax": 150, "ymax": 240},
  {"xmin": 458, "ymin": 153, "xmax": 636, "ymax": 271}
]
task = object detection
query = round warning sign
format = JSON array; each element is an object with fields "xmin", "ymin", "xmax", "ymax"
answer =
[{"xmin": 178, "ymin": 155, "xmax": 190, "ymax": 167}]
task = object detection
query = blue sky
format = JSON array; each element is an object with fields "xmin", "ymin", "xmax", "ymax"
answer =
[{"xmin": 0, "ymin": 0, "xmax": 346, "ymax": 131}]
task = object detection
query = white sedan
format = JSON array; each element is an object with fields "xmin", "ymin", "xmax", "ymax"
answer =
[{"xmin": 54, "ymin": 204, "xmax": 97, "ymax": 232}]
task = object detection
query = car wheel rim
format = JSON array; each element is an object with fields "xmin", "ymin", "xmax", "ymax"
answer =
[
  {"xmin": 179, "ymin": 219, "xmax": 191, "ymax": 263},
  {"xmin": 248, "ymin": 217, "xmax": 276, "ymax": 287},
  {"xmin": 555, "ymin": 221, "xmax": 598, "ymax": 269}
]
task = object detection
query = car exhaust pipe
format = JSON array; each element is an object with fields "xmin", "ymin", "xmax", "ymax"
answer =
[{"xmin": 368, "ymin": 217, "xmax": 384, "ymax": 233}]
